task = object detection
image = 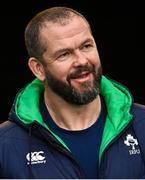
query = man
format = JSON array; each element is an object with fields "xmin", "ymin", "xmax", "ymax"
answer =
[{"xmin": 0, "ymin": 6, "xmax": 145, "ymax": 179}]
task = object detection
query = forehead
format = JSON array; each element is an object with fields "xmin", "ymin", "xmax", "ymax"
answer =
[{"xmin": 40, "ymin": 16, "xmax": 92, "ymax": 49}]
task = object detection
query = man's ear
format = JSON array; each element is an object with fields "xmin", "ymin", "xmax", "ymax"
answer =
[{"xmin": 28, "ymin": 57, "xmax": 45, "ymax": 81}]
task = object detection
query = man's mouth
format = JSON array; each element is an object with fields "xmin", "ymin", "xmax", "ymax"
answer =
[
  {"xmin": 71, "ymin": 72, "xmax": 91, "ymax": 83},
  {"xmin": 67, "ymin": 64, "xmax": 95, "ymax": 83}
]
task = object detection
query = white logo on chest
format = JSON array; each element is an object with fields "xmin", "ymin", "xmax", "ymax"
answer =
[
  {"xmin": 124, "ymin": 134, "xmax": 140, "ymax": 155},
  {"xmin": 26, "ymin": 151, "xmax": 46, "ymax": 165}
]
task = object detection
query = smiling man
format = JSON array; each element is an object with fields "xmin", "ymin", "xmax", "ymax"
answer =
[{"xmin": 0, "ymin": 6, "xmax": 145, "ymax": 179}]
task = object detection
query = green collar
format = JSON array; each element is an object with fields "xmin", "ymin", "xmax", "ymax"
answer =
[{"xmin": 15, "ymin": 76, "xmax": 133, "ymax": 161}]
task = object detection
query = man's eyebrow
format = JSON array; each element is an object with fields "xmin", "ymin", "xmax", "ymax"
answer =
[
  {"xmin": 81, "ymin": 38, "xmax": 94, "ymax": 45},
  {"xmin": 53, "ymin": 48, "xmax": 71, "ymax": 57}
]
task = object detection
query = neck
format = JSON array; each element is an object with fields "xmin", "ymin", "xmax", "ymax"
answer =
[{"xmin": 44, "ymin": 89, "xmax": 101, "ymax": 131}]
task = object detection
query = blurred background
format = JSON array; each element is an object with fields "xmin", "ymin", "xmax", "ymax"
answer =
[{"xmin": 0, "ymin": 0, "xmax": 144, "ymax": 122}]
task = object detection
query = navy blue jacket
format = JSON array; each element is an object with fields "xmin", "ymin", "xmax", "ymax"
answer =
[{"xmin": 0, "ymin": 77, "xmax": 145, "ymax": 178}]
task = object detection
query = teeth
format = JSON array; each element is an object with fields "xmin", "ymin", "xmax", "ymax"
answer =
[
  {"xmin": 71, "ymin": 71, "xmax": 90, "ymax": 79},
  {"xmin": 76, "ymin": 73, "xmax": 89, "ymax": 78}
]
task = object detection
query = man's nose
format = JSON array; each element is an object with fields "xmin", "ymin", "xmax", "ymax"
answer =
[{"xmin": 73, "ymin": 50, "xmax": 88, "ymax": 66}]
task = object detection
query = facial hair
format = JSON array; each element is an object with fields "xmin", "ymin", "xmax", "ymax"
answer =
[{"xmin": 44, "ymin": 64, "xmax": 102, "ymax": 105}]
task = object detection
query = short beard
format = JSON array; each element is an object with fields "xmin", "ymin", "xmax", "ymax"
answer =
[{"xmin": 44, "ymin": 64, "xmax": 102, "ymax": 105}]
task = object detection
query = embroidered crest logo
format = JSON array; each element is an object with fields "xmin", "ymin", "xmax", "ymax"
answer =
[{"xmin": 124, "ymin": 134, "xmax": 140, "ymax": 155}]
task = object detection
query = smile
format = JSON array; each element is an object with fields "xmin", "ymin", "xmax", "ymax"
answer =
[{"xmin": 71, "ymin": 72, "xmax": 91, "ymax": 83}]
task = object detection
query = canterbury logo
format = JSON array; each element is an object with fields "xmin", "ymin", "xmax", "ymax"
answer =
[{"xmin": 26, "ymin": 151, "xmax": 46, "ymax": 165}]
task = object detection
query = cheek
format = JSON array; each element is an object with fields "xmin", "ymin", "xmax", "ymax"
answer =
[
  {"xmin": 50, "ymin": 65, "xmax": 69, "ymax": 81},
  {"xmin": 89, "ymin": 53, "xmax": 101, "ymax": 67}
]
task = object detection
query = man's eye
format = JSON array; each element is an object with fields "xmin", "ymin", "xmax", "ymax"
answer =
[
  {"xmin": 82, "ymin": 44, "xmax": 92, "ymax": 50},
  {"xmin": 57, "ymin": 52, "xmax": 70, "ymax": 61}
]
